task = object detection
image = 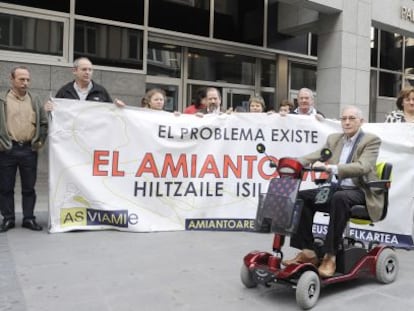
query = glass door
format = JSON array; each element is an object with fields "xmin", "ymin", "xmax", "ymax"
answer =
[{"xmin": 222, "ymin": 88, "xmax": 254, "ymax": 112}]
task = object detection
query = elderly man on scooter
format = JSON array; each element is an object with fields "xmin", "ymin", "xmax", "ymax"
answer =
[{"xmin": 282, "ymin": 105, "xmax": 383, "ymax": 278}]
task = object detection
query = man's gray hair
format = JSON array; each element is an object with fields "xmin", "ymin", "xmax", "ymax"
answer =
[
  {"xmin": 298, "ymin": 88, "xmax": 314, "ymax": 100},
  {"xmin": 73, "ymin": 57, "xmax": 92, "ymax": 68},
  {"xmin": 341, "ymin": 105, "xmax": 364, "ymax": 119}
]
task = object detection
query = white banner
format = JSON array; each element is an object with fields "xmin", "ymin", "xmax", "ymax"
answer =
[{"xmin": 48, "ymin": 99, "xmax": 414, "ymax": 248}]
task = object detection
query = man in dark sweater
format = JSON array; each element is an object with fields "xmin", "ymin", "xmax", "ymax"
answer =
[{"xmin": 44, "ymin": 57, "xmax": 125, "ymax": 110}]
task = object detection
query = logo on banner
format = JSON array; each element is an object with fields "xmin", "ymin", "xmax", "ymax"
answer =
[
  {"xmin": 186, "ymin": 218, "xmax": 255, "ymax": 231},
  {"xmin": 60, "ymin": 208, "xmax": 139, "ymax": 228}
]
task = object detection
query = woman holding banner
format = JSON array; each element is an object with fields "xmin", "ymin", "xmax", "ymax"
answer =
[{"xmin": 385, "ymin": 86, "xmax": 414, "ymax": 123}]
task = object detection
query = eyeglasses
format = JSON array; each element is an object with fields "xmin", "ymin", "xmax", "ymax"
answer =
[{"xmin": 340, "ymin": 116, "xmax": 359, "ymax": 121}]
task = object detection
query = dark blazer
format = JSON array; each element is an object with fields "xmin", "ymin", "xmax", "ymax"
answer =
[
  {"xmin": 55, "ymin": 80, "xmax": 112, "ymax": 103},
  {"xmin": 299, "ymin": 131, "xmax": 384, "ymax": 221}
]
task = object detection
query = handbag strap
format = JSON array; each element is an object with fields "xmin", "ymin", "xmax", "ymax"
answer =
[
  {"xmin": 337, "ymin": 131, "xmax": 365, "ymax": 186},
  {"xmin": 345, "ymin": 131, "xmax": 365, "ymax": 163}
]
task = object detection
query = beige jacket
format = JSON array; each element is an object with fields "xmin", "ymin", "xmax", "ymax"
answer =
[{"xmin": 300, "ymin": 131, "xmax": 384, "ymax": 221}]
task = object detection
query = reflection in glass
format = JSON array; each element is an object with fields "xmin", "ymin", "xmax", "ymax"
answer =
[
  {"xmin": 379, "ymin": 72, "xmax": 401, "ymax": 97},
  {"xmin": 149, "ymin": 0, "xmax": 210, "ymax": 37},
  {"xmin": 269, "ymin": 33, "xmax": 309, "ymax": 55},
  {"xmin": 380, "ymin": 30, "xmax": 403, "ymax": 71},
  {"xmin": 267, "ymin": 1, "xmax": 309, "ymax": 54},
  {"xmin": 0, "ymin": 13, "xmax": 63, "ymax": 55},
  {"xmin": 370, "ymin": 27, "xmax": 378, "ymax": 67},
  {"xmin": 76, "ymin": 0, "xmax": 144, "ymax": 24},
  {"xmin": 261, "ymin": 92, "xmax": 275, "ymax": 111},
  {"xmin": 310, "ymin": 34, "xmax": 318, "ymax": 57},
  {"xmin": 404, "ymin": 36, "xmax": 414, "ymax": 76},
  {"xmin": 188, "ymin": 48, "xmax": 255, "ymax": 85},
  {"xmin": 227, "ymin": 93, "xmax": 251, "ymax": 111},
  {"xmin": 0, "ymin": 0, "xmax": 70, "ymax": 12},
  {"xmin": 147, "ymin": 42, "xmax": 181, "ymax": 78},
  {"xmin": 261, "ymin": 59, "xmax": 276, "ymax": 87},
  {"xmin": 214, "ymin": 0, "xmax": 263, "ymax": 46},
  {"xmin": 74, "ymin": 21, "xmax": 143, "ymax": 70},
  {"xmin": 290, "ymin": 63, "xmax": 316, "ymax": 91},
  {"xmin": 405, "ymin": 76, "xmax": 414, "ymax": 87}
]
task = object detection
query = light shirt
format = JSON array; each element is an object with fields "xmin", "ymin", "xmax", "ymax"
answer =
[
  {"xmin": 330, "ymin": 131, "xmax": 362, "ymax": 187},
  {"xmin": 6, "ymin": 90, "xmax": 36, "ymax": 142},
  {"xmin": 294, "ymin": 106, "xmax": 317, "ymax": 115},
  {"xmin": 73, "ymin": 81, "xmax": 93, "ymax": 100}
]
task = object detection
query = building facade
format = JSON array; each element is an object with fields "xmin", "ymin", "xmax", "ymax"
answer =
[{"xmin": 0, "ymin": 0, "xmax": 413, "ymax": 120}]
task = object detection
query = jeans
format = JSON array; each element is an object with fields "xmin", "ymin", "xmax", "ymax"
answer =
[{"xmin": 0, "ymin": 142, "xmax": 38, "ymax": 221}]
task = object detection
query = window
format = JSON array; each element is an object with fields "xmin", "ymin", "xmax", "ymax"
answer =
[
  {"xmin": 310, "ymin": 34, "xmax": 318, "ymax": 57},
  {"xmin": 379, "ymin": 72, "xmax": 401, "ymax": 97},
  {"xmin": 371, "ymin": 28, "xmax": 413, "ymax": 97},
  {"xmin": 149, "ymin": 0, "xmax": 210, "ymax": 36},
  {"xmin": 290, "ymin": 63, "xmax": 316, "ymax": 91},
  {"xmin": 76, "ymin": 1, "xmax": 144, "ymax": 25},
  {"xmin": 214, "ymin": 0, "xmax": 264, "ymax": 46},
  {"xmin": 380, "ymin": 30, "xmax": 403, "ymax": 71},
  {"xmin": 404, "ymin": 36, "xmax": 414, "ymax": 76},
  {"xmin": 261, "ymin": 92, "xmax": 275, "ymax": 112},
  {"xmin": 261, "ymin": 59, "xmax": 276, "ymax": 87},
  {"xmin": 269, "ymin": 32, "xmax": 309, "ymax": 55},
  {"xmin": 147, "ymin": 41, "xmax": 182, "ymax": 78},
  {"xmin": 1, "ymin": 0, "xmax": 70, "ymax": 12},
  {"xmin": 74, "ymin": 21, "xmax": 143, "ymax": 70},
  {"xmin": 0, "ymin": 12, "xmax": 63, "ymax": 56},
  {"xmin": 267, "ymin": 1, "xmax": 310, "ymax": 54},
  {"xmin": 188, "ymin": 48, "xmax": 255, "ymax": 85},
  {"xmin": 370, "ymin": 27, "xmax": 378, "ymax": 67}
]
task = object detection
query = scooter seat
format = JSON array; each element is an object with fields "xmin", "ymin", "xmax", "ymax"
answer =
[{"xmin": 350, "ymin": 205, "xmax": 370, "ymax": 220}]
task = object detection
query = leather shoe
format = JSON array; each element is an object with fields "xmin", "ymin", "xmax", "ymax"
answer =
[
  {"xmin": 0, "ymin": 219, "xmax": 15, "ymax": 232},
  {"xmin": 282, "ymin": 251, "xmax": 319, "ymax": 266},
  {"xmin": 22, "ymin": 219, "xmax": 43, "ymax": 231},
  {"xmin": 318, "ymin": 255, "xmax": 336, "ymax": 278}
]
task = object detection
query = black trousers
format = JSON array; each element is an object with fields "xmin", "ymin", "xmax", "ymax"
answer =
[
  {"xmin": 0, "ymin": 142, "xmax": 38, "ymax": 221},
  {"xmin": 290, "ymin": 187, "xmax": 365, "ymax": 255}
]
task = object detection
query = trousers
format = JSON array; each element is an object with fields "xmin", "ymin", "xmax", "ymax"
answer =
[
  {"xmin": 290, "ymin": 187, "xmax": 365, "ymax": 255},
  {"xmin": 0, "ymin": 142, "xmax": 38, "ymax": 221}
]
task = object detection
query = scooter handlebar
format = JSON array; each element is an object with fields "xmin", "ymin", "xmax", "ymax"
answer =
[{"xmin": 303, "ymin": 166, "xmax": 327, "ymax": 172}]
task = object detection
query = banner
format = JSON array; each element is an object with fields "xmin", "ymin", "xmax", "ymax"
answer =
[{"xmin": 48, "ymin": 99, "xmax": 414, "ymax": 248}]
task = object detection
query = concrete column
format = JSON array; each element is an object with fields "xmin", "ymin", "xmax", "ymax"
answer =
[
  {"xmin": 276, "ymin": 55, "xmax": 289, "ymax": 109},
  {"xmin": 316, "ymin": 0, "xmax": 372, "ymax": 119}
]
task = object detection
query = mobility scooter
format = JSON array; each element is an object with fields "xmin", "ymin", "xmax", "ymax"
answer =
[{"xmin": 240, "ymin": 144, "xmax": 398, "ymax": 309}]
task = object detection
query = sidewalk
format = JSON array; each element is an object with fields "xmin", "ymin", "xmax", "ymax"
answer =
[{"xmin": 1, "ymin": 172, "xmax": 414, "ymax": 311}]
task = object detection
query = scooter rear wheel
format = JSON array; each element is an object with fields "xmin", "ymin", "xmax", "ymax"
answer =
[
  {"xmin": 376, "ymin": 248, "xmax": 398, "ymax": 284},
  {"xmin": 240, "ymin": 264, "xmax": 257, "ymax": 288},
  {"xmin": 296, "ymin": 271, "xmax": 320, "ymax": 310}
]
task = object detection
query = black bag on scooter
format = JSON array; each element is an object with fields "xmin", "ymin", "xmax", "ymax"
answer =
[{"xmin": 255, "ymin": 177, "xmax": 303, "ymax": 234}]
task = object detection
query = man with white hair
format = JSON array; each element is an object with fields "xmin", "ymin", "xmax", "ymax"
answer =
[
  {"xmin": 282, "ymin": 105, "xmax": 382, "ymax": 278},
  {"xmin": 294, "ymin": 87, "xmax": 324, "ymax": 118}
]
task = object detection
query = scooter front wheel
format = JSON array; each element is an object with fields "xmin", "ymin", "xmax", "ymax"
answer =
[
  {"xmin": 296, "ymin": 270, "xmax": 320, "ymax": 310},
  {"xmin": 240, "ymin": 264, "xmax": 257, "ymax": 288},
  {"xmin": 376, "ymin": 248, "xmax": 399, "ymax": 284}
]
